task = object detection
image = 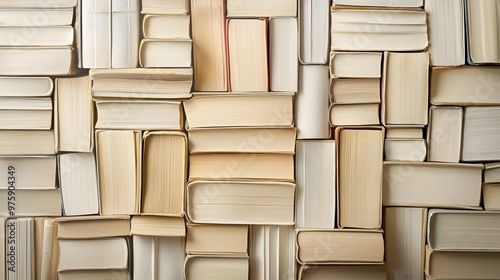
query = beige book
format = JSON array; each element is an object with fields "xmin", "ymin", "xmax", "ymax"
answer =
[
  {"xmin": 96, "ymin": 130, "xmax": 141, "ymax": 215},
  {"xmin": 183, "ymin": 93, "xmax": 294, "ymax": 129},
  {"xmin": 142, "ymin": 131, "xmax": 186, "ymax": 216},
  {"xmin": 383, "ymin": 162, "xmax": 483, "ymax": 208},
  {"xmin": 384, "ymin": 139, "xmax": 427, "ymax": 162},
  {"xmin": 330, "ymin": 8, "xmax": 428, "ymax": 51},
  {"xmin": 0, "ymin": 47, "xmax": 75, "ymax": 76},
  {"xmin": 58, "ymin": 270, "xmax": 128, "ymax": 280},
  {"xmin": 333, "ymin": 0, "xmax": 422, "ymax": 6},
  {"xmin": 427, "ymin": 209, "xmax": 500, "ymax": 251},
  {"xmin": 0, "ymin": 217, "xmax": 5, "ymax": 279},
  {"xmin": 462, "ymin": 106, "xmax": 500, "ymax": 161},
  {"xmin": 485, "ymin": 162, "xmax": 500, "ymax": 183},
  {"xmin": 296, "ymin": 229, "xmax": 384, "ymax": 264},
  {"xmin": 188, "ymin": 128, "xmax": 296, "ymax": 154},
  {"xmin": 185, "ymin": 255, "xmax": 249, "ymax": 280},
  {"xmin": 226, "ymin": 0, "xmax": 296, "ymax": 17},
  {"xmin": 59, "ymin": 153, "xmax": 99, "ymax": 216},
  {"xmin": 466, "ymin": 0, "xmax": 500, "ymax": 64},
  {"xmin": 57, "ymin": 238, "xmax": 128, "ymax": 271},
  {"xmin": 0, "ymin": 97, "xmax": 52, "ymax": 130},
  {"xmin": 0, "ymin": 77, "xmax": 52, "ymax": 97},
  {"xmin": 330, "ymin": 52, "xmax": 382, "ymax": 78},
  {"xmin": 56, "ymin": 215, "xmax": 130, "ymax": 239},
  {"xmin": 111, "ymin": 0, "xmax": 139, "ymax": 68},
  {"xmin": 143, "ymin": 15, "xmax": 190, "ymax": 39},
  {"xmin": 141, "ymin": 0, "xmax": 188, "ymax": 14},
  {"xmin": 35, "ymin": 217, "xmax": 44, "ymax": 280},
  {"xmin": 299, "ymin": 0, "xmax": 330, "ymax": 64},
  {"xmin": 270, "ymin": 17, "xmax": 298, "ymax": 92},
  {"xmin": 425, "ymin": 247, "xmax": 500, "ymax": 280},
  {"xmin": 90, "ymin": 68, "xmax": 193, "ymax": 99},
  {"xmin": 250, "ymin": 225, "xmax": 295, "ymax": 280},
  {"xmin": 336, "ymin": 127, "xmax": 383, "ymax": 229},
  {"xmin": 386, "ymin": 128, "xmax": 423, "ymax": 139},
  {"xmin": 382, "ymin": 52, "xmax": 429, "ymax": 127},
  {"xmin": 228, "ymin": 19, "xmax": 268, "ymax": 92},
  {"xmin": 0, "ymin": 8, "xmax": 73, "ymax": 26},
  {"xmin": 0, "ymin": 130, "xmax": 55, "ymax": 155},
  {"xmin": 330, "ymin": 103, "xmax": 380, "ymax": 126},
  {"xmin": 483, "ymin": 183, "xmax": 500, "ymax": 210},
  {"xmin": 0, "ymin": 190, "xmax": 60, "ymax": 216},
  {"xmin": 298, "ymin": 264, "xmax": 387, "ymax": 280},
  {"xmin": 95, "ymin": 100, "xmax": 184, "ymax": 130},
  {"xmin": 7, "ymin": 218, "xmax": 35, "ymax": 280},
  {"xmin": 331, "ymin": 78, "xmax": 380, "ymax": 104},
  {"xmin": 430, "ymin": 66, "xmax": 500, "ymax": 105},
  {"xmin": 55, "ymin": 76, "xmax": 93, "ymax": 153},
  {"xmin": 81, "ymin": 0, "xmax": 110, "ymax": 68},
  {"xmin": 296, "ymin": 65, "xmax": 331, "ymax": 139},
  {"xmin": 0, "ymin": 156, "xmax": 56, "ymax": 189},
  {"xmin": 0, "ymin": 0, "xmax": 76, "ymax": 7},
  {"xmin": 40, "ymin": 218, "xmax": 58, "ymax": 280},
  {"xmin": 427, "ymin": 106, "xmax": 462, "ymax": 163},
  {"xmin": 0, "ymin": 26, "xmax": 73, "ymax": 46},
  {"xmin": 189, "ymin": 153, "xmax": 294, "ymax": 182},
  {"xmin": 191, "ymin": 0, "xmax": 227, "ymax": 91},
  {"xmin": 139, "ymin": 39, "xmax": 192, "ymax": 68},
  {"xmin": 131, "ymin": 216, "xmax": 185, "ymax": 237},
  {"xmin": 187, "ymin": 181, "xmax": 295, "ymax": 225},
  {"xmin": 425, "ymin": 0, "xmax": 465, "ymax": 66},
  {"xmin": 295, "ymin": 140, "xmax": 335, "ymax": 228},
  {"xmin": 186, "ymin": 223, "xmax": 248, "ymax": 255},
  {"xmin": 385, "ymin": 207, "xmax": 427, "ymax": 280}
]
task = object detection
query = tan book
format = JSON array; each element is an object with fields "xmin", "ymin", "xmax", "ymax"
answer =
[
  {"xmin": 425, "ymin": 248, "xmax": 500, "ymax": 280},
  {"xmin": 0, "ymin": 97, "xmax": 52, "ymax": 130},
  {"xmin": 191, "ymin": 0, "xmax": 227, "ymax": 91},
  {"xmin": 427, "ymin": 106, "xmax": 462, "ymax": 163},
  {"xmin": 133, "ymin": 235, "xmax": 185, "ymax": 279},
  {"xmin": 483, "ymin": 183, "xmax": 500, "ymax": 211},
  {"xmin": 0, "ymin": 77, "xmax": 52, "ymax": 97},
  {"xmin": 331, "ymin": 78, "xmax": 380, "ymax": 104},
  {"xmin": 462, "ymin": 106, "xmax": 500, "ymax": 161},
  {"xmin": 189, "ymin": 153, "xmax": 294, "ymax": 182},
  {"xmin": 184, "ymin": 255, "xmax": 249, "ymax": 280},
  {"xmin": 270, "ymin": 17, "xmax": 298, "ymax": 92},
  {"xmin": 425, "ymin": 0, "xmax": 465, "ymax": 66},
  {"xmin": 430, "ymin": 66, "xmax": 500, "ymax": 105},
  {"xmin": 0, "ymin": 130, "xmax": 55, "ymax": 155},
  {"xmin": 7, "ymin": 218, "xmax": 35, "ymax": 280},
  {"xmin": 56, "ymin": 215, "xmax": 130, "ymax": 239},
  {"xmin": 384, "ymin": 139, "xmax": 427, "ymax": 162},
  {"xmin": 299, "ymin": 0, "xmax": 329, "ymax": 64},
  {"xmin": 0, "ymin": 47, "xmax": 75, "ymax": 75},
  {"xmin": 298, "ymin": 264, "xmax": 387, "ymax": 280},
  {"xmin": 226, "ymin": 0, "xmax": 296, "ymax": 17},
  {"xmin": 296, "ymin": 229, "xmax": 384, "ymax": 264},
  {"xmin": 428, "ymin": 209, "xmax": 500, "ymax": 251},
  {"xmin": 385, "ymin": 207, "xmax": 427, "ymax": 280},
  {"xmin": 55, "ymin": 76, "xmax": 93, "ymax": 153},
  {"xmin": 139, "ymin": 39, "xmax": 192, "ymax": 68},
  {"xmin": 466, "ymin": 0, "xmax": 500, "ymax": 64},
  {"xmin": 131, "ymin": 216, "xmax": 185, "ymax": 237},
  {"xmin": 187, "ymin": 181, "xmax": 295, "ymax": 225},
  {"xmin": 386, "ymin": 128, "xmax": 423, "ymax": 139},
  {"xmin": 186, "ymin": 223, "xmax": 248, "ymax": 255},
  {"xmin": 329, "ymin": 103, "xmax": 380, "ymax": 126},
  {"xmin": 142, "ymin": 131, "xmax": 187, "ymax": 216},
  {"xmin": 183, "ymin": 93, "xmax": 294, "ymax": 129},
  {"xmin": 141, "ymin": 0, "xmax": 188, "ymax": 14},
  {"xmin": 295, "ymin": 140, "xmax": 336, "ymax": 228},
  {"xmin": 90, "ymin": 68, "xmax": 193, "ymax": 99},
  {"xmin": 485, "ymin": 162, "xmax": 500, "ymax": 183},
  {"xmin": 383, "ymin": 162, "xmax": 483, "ymax": 208},
  {"xmin": 330, "ymin": 7, "xmax": 428, "ymax": 51},
  {"xmin": 0, "ymin": 156, "xmax": 56, "ymax": 189},
  {"xmin": 96, "ymin": 100, "xmax": 184, "ymax": 130},
  {"xmin": 336, "ymin": 127, "xmax": 384, "ymax": 229},
  {"xmin": 143, "ymin": 15, "xmax": 190, "ymax": 39},
  {"xmin": 58, "ymin": 270, "xmax": 129, "ymax": 280},
  {"xmin": 228, "ymin": 19, "xmax": 268, "ymax": 92},
  {"xmin": 96, "ymin": 130, "xmax": 141, "ymax": 215},
  {"xmin": 382, "ymin": 52, "xmax": 429, "ymax": 127},
  {"xmin": 188, "ymin": 128, "xmax": 296, "ymax": 154},
  {"xmin": 0, "ymin": 190, "xmax": 60, "ymax": 216},
  {"xmin": 330, "ymin": 52, "xmax": 382, "ymax": 78}
]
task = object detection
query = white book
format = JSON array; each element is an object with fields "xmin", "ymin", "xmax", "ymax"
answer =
[
  {"xmin": 0, "ymin": 8, "xmax": 73, "ymax": 26},
  {"xmin": 82, "ymin": 0, "xmax": 111, "ymax": 68},
  {"xmin": 111, "ymin": 0, "xmax": 139, "ymax": 68},
  {"xmin": 299, "ymin": 0, "xmax": 329, "ymax": 64},
  {"xmin": 0, "ymin": 26, "xmax": 74, "ymax": 46},
  {"xmin": 270, "ymin": 17, "xmax": 298, "ymax": 92},
  {"xmin": 0, "ymin": 77, "xmax": 52, "ymax": 97},
  {"xmin": 0, "ymin": 97, "xmax": 52, "ymax": 130}
]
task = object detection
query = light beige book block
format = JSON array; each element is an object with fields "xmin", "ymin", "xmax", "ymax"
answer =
[
  {"xmin": 186, "ymin": 223, "xmax": 248, "ymax": 255},
  {"xmin": 131, "ymin": 216, "xmax": 185, "ymax": 237},
  {"xmin": 141, "ymin": 0, "xmax": 188, "ymax": 14},
  {"xmin": 226, "ymin": 0, "xmax": 296, "ymax": 17},
  {"xmin": 0, "ymin": 131, "xmax": 55, "ymax": 155},
  {"xmin": 0, "ymin": 97, "xmax": 52, "ymax": 130},
  {"xmin": 462, "ymin": 106, "xmax": 500, "ymax": 161},
  {"xmin": 0, "ymin": 77, "xmax": 52, "ymax": 97},
  {"xmin": 270, "ymin": 17, "xmax": 298, "ymax": 92},
  {"xmin": 427, "ymin": 106, "xmax": 462, "ymax": 163},
  {"xmin": 56, "ymin": 215, "xmax": 130, "ymax": 239},
  {"xmin": 139, "ymin": 39, "xmax": 192, "ymax": 68},
  {"xmin": 466, "ymin": 0, "xmax": 500, "ymax": 64},
  {"xmin": 330, "ymin": 103, "xmax": 380, "ymax": 126},
  {"xmin": 0, "ymin": 156, "xmax": 56, "ymax": 190},
  {"xmin": 143, "ymin": 15, "xmax": 190, "ymax": 39},
  {"xmin": 184, "ymin": 255, "xmax": 249, "ymax": 280},
  {"xmin": 483, "ymin": 183, "xmax": 500, "ymax": 210},
  {"xmin": 485, "ymin": 162, "xmax": 500, "ymax": 183},
  {"xmin": 384, "ymin": 139, "xmax": 426, "ymax": 162},
  {"xmin": 298, "ymin": 264, "xmax": 387, "ymax": 280},
  {"xmin": 299, "ymin": 0, "xmax": 329, "ymax": 64},
  {"xmin": 0, "ymin": 190, "xmax": 60, "ymax": 216},
  {"xmin": 330, "ymin": 52, "xmax": 382, "ymax": 78}
]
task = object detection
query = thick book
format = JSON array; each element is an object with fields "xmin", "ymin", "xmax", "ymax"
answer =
[
  {"xmin": 0, "ymin": 47, "xmax": 75, "ymax": 75},
  {"xmin": 484, "ymin": 183, "xmax": 500, "ymax": 210},
  {"xmin": 298, "ymin": 264, "xmax": 387, "ymax": 280},
  {"xmin": 0, "ymin": 26, "xmax": 74, "ymax": 46},
  {"xmin": 466, "ymin": 0, "xmax": 500, "ymax": 64},
  {"xmin": 427, "ymin": 106, "xmax": 462, "ymax": 163},
  {"xmin": 186, "ymin": 223, "xmax": 248, "ymax": 255},
  {"xmin": 56, "ymin": 215, "xmax": 130, "ymax": 239},
  {"xmin": 143, "ymin": 15, "xmax": 190, "ymax": 39},
  {"xmin": 226, "ymin": 0, "xmax": 296, "ymax": 17},
  {"xmin": 0, "ymin": 8, "xmax": 73, "ymax": 26},
  {"xmin": 111, "ymin": 0, "xmax": 139, "ymax": 68},
  {"xmin": 0, "ymin": 190, "xmax": 61, "ymax": 216},
  {"xmin": 270, "ymin": 17, "xmax": 298, "ymax": 92},
  {"xmin": 330, "ymin": 7, "xmax": 428, "ymax": 51},
  {"xmin": 0, "ymin": 97, "xmax": 52, "ymax": 130},
  {"xmin": 330, "ymin": 52, "xmax": 382, "ymax": 78},
  {"xmin": 6, "ymin": 218, "xmax": 35, "ymax": 280},
  {"xmin": 0, "ymin": 0, "xmax": 77, "ymax": 7},
  {"xmin": 184, "ymin": 255, "xmax": 249, "ymax": 280},
  {"xmin": 295, "ymin": 140, "xmax": 335, "ymax": 228},
  {"xmin": 384, "ymin": 139, "xmax": 426, "ymax": 162},
  {"xmin": 38, "ymin": 218, "xmax": 58, "ymax": 280},
  {"xmin": 331, "ymin": 78, "xmax": 380, "ymax": 104},
  {"xmin": 187, "ymin": 181, "xmax": 295, "ymax": 225},
  {"xmin": 333, "ymin": 0, "xmax": 422, "ymax": 6},
  {"xmin": 385, "ymin": 207, "xmax": 427, "ymax": 280},
  {"xmin": 330, "ymin": 103, "xmax": 380, "ymax": 126},
  {"xmin": 130, "ymin": 216, "xmax": 185, "ymax": 237},
  {"xmin": 0, "ymin": 156, "xmax": 56, "ymax": 189},
  {"xmin": 82, "ymin": 0, "xmax": 111, "ymax": 68},
  {"xmin": 141, "ymin": 0, "xmax": 188, "ymax": 14},
  {"xmin": 296, "ymin": 229, "xmax": 384, "ymax": 264},
  {"xmin": 299, "ymin": 0, "xmax": 330, "ymax": 64},
  {"xmin": 0, "ymin": 77, "xmax": 52, "ymax": 97},
  {"xmin": 383, "ymin": 162, "xmax": 483, "ymax": 208},
  {"xmin": 139, "ymin": 39, "xmax": 192, "ymax": 68},
  {"xmin": 336, "ymin": 127, "xmax": 384, "ymax": 229},
  {"xmin": 485, "ymin": 162, "xmax": 500, "ymax": 183},
  {"xmin": 462, "ymin": 106, "xmax": 500, "ymax": 161},
  {"xmin": 386, "ymin": 128, "xmax": 423, "ymax": 139},
  {"xmin": 0, "ymin": 130, "xmax": 55, "ymax": 155}
]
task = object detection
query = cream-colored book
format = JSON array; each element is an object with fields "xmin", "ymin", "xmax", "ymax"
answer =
[
  {"xmin": 82, "ymin": 0, "xmax": 111, "ymax": 68},
  {"xmin": 299, "ymin": 0, "xmax": 329, "ymax": 64},
  {"xmin": 384, "ymin": 139, "xmax": 426, "ymax": 162},
  {"xmin": 330, "ymin": 103, "xmax": 380, "ymax": 126},
  {"xmin": 187, "ymin": 181, "xmax": 295, "ymax": 225},
  {"xmin": 56, "ymin": 215, "xmax": 130, "ymax": 239},
  {"xmin": 383, "ymin": 162, "xmax": 483, "ymax": 208},
  {"xmin": 331, "ymin": 78, "xmax": 380, "ymax": 104},
  {"xmin": 0, "ymin": 97, "xmax": 52, "ymax": 130},
  {"xmin": 185, "ymin": 255, "xmax": 249, "ymax": 280},
  {"xmin": 0, "ymin": 130, "xmax": 55, "ymax": 155},
  {"xmin": 58, "ymin": 270, "xmax": 128, "ymax": 280},
  {"xmin": 0, "ymin": 217, "xmax": 5, "ymax": 279},
  {"xmin": 333, "ymin": 0, "xmax": 422, "ymax": 6},
  {"xmin": 382, "ymin": 52, "xmax": 429, "ymax": 127},
  {"xmin": 0, "ymin": 0, "xmax": 77, "ymax": 7},
  {"xmin": 228, "ymin": 19, "xmax": 268, "ymax": 92},
  {"xmin": 385, "ymin": 207, "xmax": 427, "ymax": 280},
  {"xmin": 386, "ymin": 128, "xmax": 423, "ymax": 139},
  {"xmin": 485, "ymin": 162, "xmax": 500, "ymax": 183},
  {"xmin": 330, "ymin": 52, "xmax": 382, "ymax": 78},
  {"xmin": 139, "ymin": 39, "xmax": 192, "ymax": 68},
  {"xmin": 39, "ymin": 218, "xmax": 58, "ymax": 280},
  {"xmin": 0, "ymin": 77, "xmax": 52, "ymax": 97},
  {"xmin": 0, "ymin": 156, "xmax": 56, "ymax": 189},
  {"xmin": 270, "ymin": 17, "xmax": 298, "ymax": 92},
  {"xmin": 298, "ymin": 264, "xmax": 387, "ymax": 280},
  {"xmin": 0, "ymin": 47, "xmax": 75, "ymax": 75},
  {"xmin": 143, "ymin": 15, "xmax": 190, "ymax": 39},
  {"xmin": 186, "ymin": 223, "xmax": 248, "ymax": 255},
  {"xmin": 0, "ymin": 8, "xmax": 73, "ymax": 26},
  {"xmin": 336, "ymin": 127, "xmax": 384, "ymax": 229},
  {"xmin": 96, "ymin": 130, "xmax": 141, "ymax": 215},
  {"xmin": 111, "ymin": 0, "xmax": 139, "ymax": 68},
  {"xmin": 483, "ymin": 183, "xmax": 500, "ymax": 211},
  {"xmin": 55, "ymin": 76, "xmax": 93, "ymax": 153},
  {"xmin": 427, "ymin": 106, "xmax": 462, "ymax": 163},
  {"xmin": 141, "ymin": 0, "xmax": 188, "ymax": 14},
  {"xmin": 7, "ymin": 218, "xmax": 35, "ymax": 280},
  {"xmin": 0, "ymin": 190, "xmax": 60, "ymax": 216},
  {"xmin": 462, "ymin": 106, "xmax": 500, "ymax": 161},
  {"xmin": 466, "ymin": 0, "xmax": 500, "ymax": 64},
  {"xmin": 131, "ymin": 216, "xmax": 185, "ymax": 237},
  {"xmin": 226, "ymin": 0, "xmax": 296, "ymax": 17},
  {"xmin": 0, "ymin": 26, "xmax": 74, "ymax": 46}
]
